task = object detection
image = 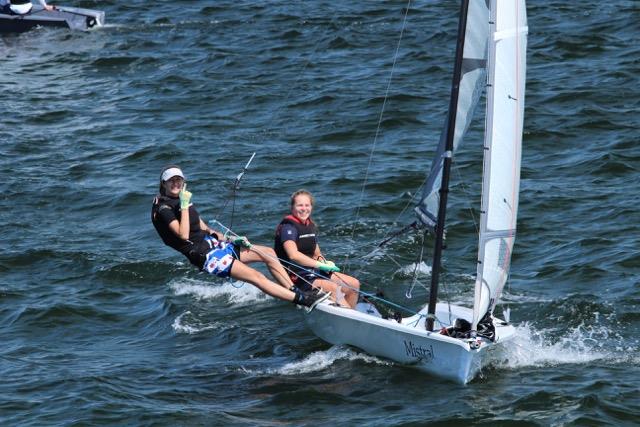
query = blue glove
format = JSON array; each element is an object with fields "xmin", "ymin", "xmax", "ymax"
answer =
[{"xmin": 316, "ymin": 260, "xmax": 340, "ymax": 273}]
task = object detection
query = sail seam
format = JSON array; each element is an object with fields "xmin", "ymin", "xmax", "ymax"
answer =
[{"xmin": 493, "ymin": 26, "xmax": 528, "ymax": 41}]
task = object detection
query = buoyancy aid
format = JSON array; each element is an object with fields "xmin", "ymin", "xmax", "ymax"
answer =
[{"xmin": 274, "ymin": 215, "xmax": 318, "ymax": 276}]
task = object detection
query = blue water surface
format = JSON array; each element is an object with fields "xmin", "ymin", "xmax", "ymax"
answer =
[{"xmin": 1, "ymin": 1, "xmax": 639, "ymax": 425}]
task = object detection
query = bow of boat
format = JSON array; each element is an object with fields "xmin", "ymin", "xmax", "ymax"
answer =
[{"xmin": 305, "ymin": 301, "xmax": 516, "ymax": 384}]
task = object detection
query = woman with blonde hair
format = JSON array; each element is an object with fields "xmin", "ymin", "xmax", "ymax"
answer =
[{"xmin": 274, "ymin": 190, "xmax": 360, "ymax": 308}]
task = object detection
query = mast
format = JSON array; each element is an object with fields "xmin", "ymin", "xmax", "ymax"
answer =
[{"xmin": 425, "ymin": 0, "xmax": 470, "ymax": 332}]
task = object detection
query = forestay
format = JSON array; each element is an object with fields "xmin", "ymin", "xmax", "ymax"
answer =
[
  {"xmin": 414, "ymin": 0, "xmax": 489, "ymax": 231},
  {"xmin": 472, "ymin": 0, "xmax": 528, "ymax": 330}
]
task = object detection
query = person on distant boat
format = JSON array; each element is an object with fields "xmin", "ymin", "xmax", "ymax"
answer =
[
  {"xmin": 151, "ymin": 166, "xmax": 328, "ymax": 311},
  {"xmin": 274, "ymin": 189, "xmax": 360, "ymax": 309},
  {"xmin": 1, "ymin": 0, "xmax": 54, "ymax": 14}
]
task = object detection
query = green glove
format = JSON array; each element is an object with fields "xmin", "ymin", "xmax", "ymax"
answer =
[
  {"xmin": 316, "ymin": 260, "xmax": 340, "ymax": 273},
  {"xmin": 179, "ymin": 184, "xmax": 192, "ymax": 210},
  {"xmin": 233, "ymin": 236, "xmax": 252, "ymax": 248}
]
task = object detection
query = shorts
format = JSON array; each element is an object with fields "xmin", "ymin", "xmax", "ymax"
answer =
[
  {"xmin": 292, "ymin": 269, "xmax": 332, "ymax": 292},
  {"xmin": 6, "ymin": 4, "xmax": 33, "ymax": 15},
  {"xmin": 202, "ymin": 236, "xmax": 238, "ymax": 278}
]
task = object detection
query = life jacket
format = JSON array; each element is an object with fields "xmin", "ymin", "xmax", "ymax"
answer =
[
  {"xmin": 274, "ymin": 215, "xmax": 318, "ymax": 277},
  {"xmin": 151, "ymin": 195, "xmax": 211, "ymax": 269}
]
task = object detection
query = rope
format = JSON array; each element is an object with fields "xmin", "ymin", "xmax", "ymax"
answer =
[
  {"xmin": 214, "ymin": 220, "xmax": 319, "ymax": 291},
  {"xmin": 210, "ymin": 219, "xmax": 437, "ymax": 320},
  {"xmin": 340, "ymin": 160, "xmax": 434, "ymax": 293}
]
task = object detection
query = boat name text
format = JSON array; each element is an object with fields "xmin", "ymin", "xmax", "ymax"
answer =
[{"xmin": 403, "ymin": 340, "xmax": 434, "ymax": 363}]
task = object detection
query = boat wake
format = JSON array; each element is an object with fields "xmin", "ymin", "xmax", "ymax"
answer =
[
  {"xmin": 96, "ymin": 24, "xmax": 121, "ymax": 29},
  {"xmin": 248, "ymin": 346, "xmax": 393, "ymax": 376},
  {"xmin": 493, "ymin": 321, "xmax": 640, "ymax": 370}
]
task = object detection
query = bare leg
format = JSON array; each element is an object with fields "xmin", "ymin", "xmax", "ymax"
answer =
[
  {"xmin": 229, "ymin": 260, "xmax": 296, "ymax": 302},
  {"xmin": 239, "ymin": 245, "xmax": 294, "ymax": 290},
  {"xmin": 314, "ymin": 273, "xmax": 360, "ymax": 309},
  {"xmin": 312, "ymin": 278, "xmax": 349, "ymax": 308},
  {"xmin": 333, "ymin": 272, "xmax": 360, "ymax": 308}
]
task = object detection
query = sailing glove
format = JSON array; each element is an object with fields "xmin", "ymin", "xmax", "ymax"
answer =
[
  {"xmin": 316, "ymin": 260, "xmax": 340, "ymax": 273},
  {"xmin": 179, "ymin": 184, "xmax": 192, "ymax": 210},
  {"xmin": 233, "ymin": 236, "xmax": 252, "ymax": 248}
]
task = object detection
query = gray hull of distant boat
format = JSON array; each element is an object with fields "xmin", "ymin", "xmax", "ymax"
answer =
[{"xmin": 0, "ymin": 5, "xmax": 104, "ymax": 33}]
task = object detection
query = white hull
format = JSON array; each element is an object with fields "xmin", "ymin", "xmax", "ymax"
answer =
[
  {"xmin": 305, "ymin": 301, "xmax": 515, "ymax": 384},
  {"xmin": 0, "ymin": 6, "xmax": 104, "ymax": 34}
]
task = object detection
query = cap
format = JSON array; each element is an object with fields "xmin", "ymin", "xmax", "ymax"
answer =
[{"xmin": 161, "ymin": 167, "xmax": 185, "ymax": 181}]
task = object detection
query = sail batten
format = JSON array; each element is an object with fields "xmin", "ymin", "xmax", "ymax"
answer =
[{"xmin": 414, "ymin": 0, "xmax": 527, "ymax": 331}]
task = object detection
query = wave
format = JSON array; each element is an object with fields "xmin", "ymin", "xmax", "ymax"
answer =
[
  {"xmin": 492, "ymin": 319, "xmax": 640, "ymax": 373},
  {"xmin": 172, "ymin": 310, "xmax": 223, "ymax": 334},
  {"xmin": 169, "ymin": 277, "xmax": 270, "ymax": 306},
  {"xmin": 393, "ymin": 261, "xmax": 431, "ymax": 278},
  {"xmin": 246, "ymin": 345, "xmax": 392, "ymax": 376},
  {"xmin": 7, "ymin": 302, "xmax": 121, "ymax": 328}
]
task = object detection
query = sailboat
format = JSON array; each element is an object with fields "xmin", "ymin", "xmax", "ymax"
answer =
[
  {"xmin": 305, "ymin": 0, "xmax": 528, "ymax": 384},
  {"xmin": 0, "ymin": 4, "xmax": 104, "ymax": 33}
]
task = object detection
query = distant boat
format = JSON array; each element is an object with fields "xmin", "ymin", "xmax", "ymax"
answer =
[
  {"xmin": 0, "ymin": 4, "xmax": 104, "ymax": 33},
  {"xmin": 306, "ymin": 0, "xmax": 528, "ymax": 384}
]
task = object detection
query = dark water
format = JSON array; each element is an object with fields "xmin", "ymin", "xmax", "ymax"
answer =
[{"xmin": 1, "ymin": 1, "xmax": 639, "ymax": 425}]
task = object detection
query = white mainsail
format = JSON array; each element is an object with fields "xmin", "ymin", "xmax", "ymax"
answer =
[
  {"xmin": 415, "ymin": 0, "xmax": 489, "ymax": 230},
  {"xmin": 472, "ymin": 0, "xmax": 528, "ymax": 329}
]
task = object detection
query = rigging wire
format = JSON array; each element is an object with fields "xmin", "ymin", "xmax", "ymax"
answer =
[
  {"xmin": 343, "ymin": 0, "xmax": 413, "ymax": 270},
  {"xmin": 207, "ymin": 5, "xmax": 455, "ymax": 324},
  {"xmin": 350, "ymin": 180, "xmax": 425, "ymax": 260},
  {"xmin": 346, "ymin": 175, "xmax": 428, "ymax": 281},
  {"xmin": 211, "ymin": 219, "xmax": 447, "ymax": 322}
]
